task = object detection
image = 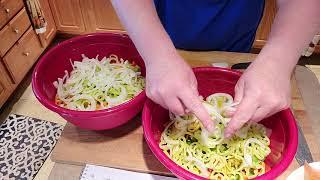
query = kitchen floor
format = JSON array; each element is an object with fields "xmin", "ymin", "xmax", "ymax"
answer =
[
  {"xmin": 0, "ymin": 49, "xmax": 319, "ymax": 179},
  {"xmin": 0, "ymin": 72, "xmax": 66, "ymax": 180}
]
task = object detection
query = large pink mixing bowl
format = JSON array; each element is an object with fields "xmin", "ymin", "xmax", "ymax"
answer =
[
  {"xmin": 142, "ymin": 67, "xmax": 298, "ymax": 180},
  {"xmin": 32, "ymin": 33, "xmax": 146, "ymax": 130}
]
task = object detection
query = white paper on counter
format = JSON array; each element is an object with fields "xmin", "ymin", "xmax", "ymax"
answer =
[{"xmin": 80, "ymin": 164, "xmax": 177, "ymax": 180}]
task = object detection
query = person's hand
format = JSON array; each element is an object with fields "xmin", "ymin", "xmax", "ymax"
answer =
[
  {"xmin": 145, "ymin": 54, "xmax": 214, "ymax": 132},
  {"xmin": 224, "ymin": 59, "xmax": 292, "ymax": 138}
]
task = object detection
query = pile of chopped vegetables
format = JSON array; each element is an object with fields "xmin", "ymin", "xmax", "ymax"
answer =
[
  {"xmin": 160, "ymin": 93, "xmax": 271, "ymax": 179},
  {"xmin": 53, "ymin": 54, "xmax": 145, "ymax": 111}
]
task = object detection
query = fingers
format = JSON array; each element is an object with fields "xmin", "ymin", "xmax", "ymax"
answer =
[
  {"xmin": 179, "ymin": 90, "xmax": 214, "ymax": 132},
  {"xmin": 223, "ymin": 107, "xmax": 236, "ymax": 118},
  {"xmin": 250, "ymin": 107, "xmax": 272, "ymax": 122},
  {"xmin": 234, "ymin": 79, "xmax": 244, "ymax": 103},
  {"xmin": 164, "ymin": 97, "xmax": 185, "ymax": 116},
  {"xmin": 147, "ymin": 87, "xmax": 185, "ymax": 116},
  {"xmin": 224, "ymin": 95, "xmax": 258, "ymax": 138},
  {"xmin": 146, "ymin": 89, "xmax": 167, "ymax": 108}
]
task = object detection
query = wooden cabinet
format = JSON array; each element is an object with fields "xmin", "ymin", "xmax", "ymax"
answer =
[
  {"xmin": 51, "ymin": 0, "xmax": 273, "ymax": 44},
  {"xmin": 47, "ymin": 0, "xmax": 320, "ymax": 54},
  {"xmin": 38, "ymin": 0, "xmax": 57, "ymax": 47},
  {"xmin": 89, "ymin": 0, "xmax": 123, "ymax": 32},
  {"xmin": 3, "ymin": 27, "xmax": 43, "ymax": 84},
  {"xmin": 0, "ymin": 0, "xmax": 57, "ymax": 108},
  {"xmin": 0, "ymin": 62, "xmax": 13, "ymax": 107},
  {"xmin": 0, "ymin": 0, "xmax": 56, "ymax": 108},
  {"xmin": 82, "ymin": 0, "xmax": 124, "ymax": 33},
  {"xmin": 253, "ymin": 0, "xmax": 320, "ymax": 54},
  {"xmin": 314, "ymin": 34, "xmax": 320, "ymax": 54},
  {"xmin": 0, "ymin": 8, "xmax": 31, "ymax": 57},
  {"xmin": 49, "ymin": 0, "xmax": 123, "ymax": 34},
  {"xmin": 0, "ymin": 0, "xmax": 24, "ymax": 29},
  {"xmin": 316, "ymin": 41, "xmax": 320, "ymax": 54},
  {"xmin": 253, "ymin": 0, "xmax": 277, "ymax": 49},
  {"xmin": 48, "ymin": 0, "xmax": 85, "ymax": 34}
]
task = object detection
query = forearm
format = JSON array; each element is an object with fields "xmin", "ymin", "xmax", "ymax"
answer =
[
  {"xmin": 111, "ymin": 0, "xmax": 178, "ymax": 66},
  {"xmin": 257, "ymin": 0, "xmax": 320, "ymax": 74}
]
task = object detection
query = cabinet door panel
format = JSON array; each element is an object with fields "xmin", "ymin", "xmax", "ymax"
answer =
[
  {"xmin": 0, "ymin": 62, "xmax": 13, "ymax": 107},
  {"xmin": 92, "ymin": 0, "xmax": 123, "ymax": 32},
  {"xmin": 49, "ymin": 0, "xmax": 85, "ymax": 33},
  {"xmin": 81, "ymin": 0, "xmax": 124, "ymax": 33}
]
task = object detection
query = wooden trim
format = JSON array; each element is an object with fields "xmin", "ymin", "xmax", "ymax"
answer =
[
  {"xmin": 315, "ymin": 45, "xmax": 320, "ymax": 54},
  {"xmin": 95, "ymin": 29, "xmax": 126, "ymax": 34},
  {"xmin": 253, "ymin": 0, "xmax": 277, "ymax": 49},
  {"xmin": 56, "ymin": 30, "xmax": 126, "ymax": 37},
  {"xmin": 252, "ymin": 40, "xmax": 266, "ymax": 50},
  {"xmin": 55, "ymin": 32, "xmax": 77, "ymax": 38}
]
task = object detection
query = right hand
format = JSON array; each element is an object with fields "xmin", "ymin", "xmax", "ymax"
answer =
[{"xmin": 145, "ymin": 54, "xmax": 214, "ymax": 132}]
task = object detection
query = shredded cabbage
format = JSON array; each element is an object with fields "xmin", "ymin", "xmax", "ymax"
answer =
[
  {"xmin": 53, "ymin": 54, "xmax": 145, "ymax": 111},
  {"xmin": 160, "ymin": 93, "xmax": 271, "ymax": 179}
]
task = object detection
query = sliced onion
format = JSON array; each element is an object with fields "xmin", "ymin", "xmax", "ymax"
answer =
[{"xmin": 53, "ymin": 54, "xmax": 145, "ymax": 111}]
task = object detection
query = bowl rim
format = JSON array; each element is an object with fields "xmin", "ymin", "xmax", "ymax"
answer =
[
  {"xmin": 142, "ymin": 66, "xmax": 298, "ymax": 179},
  {"xmin": 32, "ymin": 32, "xmax": 146, "ymax": 117}
]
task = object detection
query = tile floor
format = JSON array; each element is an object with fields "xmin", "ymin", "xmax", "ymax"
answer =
[
  {"xmin": 0, "ymin": 52, "xmax": 319, "ymax": 180},
  {"xmin": 9, "ymin": 87, "xmax": 66, "ymax": 180},
  {"xmin": 0, "ymin": 71, "xmax": 66, "ymax": 180}
]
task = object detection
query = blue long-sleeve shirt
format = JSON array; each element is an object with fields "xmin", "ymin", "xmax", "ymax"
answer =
[{"xmin": 154, "ymin": 0, "xmax": 265, "ymax": 52}]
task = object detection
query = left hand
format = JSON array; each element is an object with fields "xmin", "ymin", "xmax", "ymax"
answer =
[{"xmin": 224, "ymin": 58, "xmax": 292, "ymax": 138}]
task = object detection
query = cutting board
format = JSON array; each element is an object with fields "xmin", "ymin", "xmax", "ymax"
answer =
[
  {"xmin": 51, "ymin": 116, "xmax": 172, "ymax": 176},
  {"xmin": 51, "ymin": 51, "xmax": 320, "ymax": 179}
]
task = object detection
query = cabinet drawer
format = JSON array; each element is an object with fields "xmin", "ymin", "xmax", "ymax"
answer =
[
  {"xmin": 0, "ymin": 8, "xmax": 31, "ymax": 57},
  {"xmin": 0, "ymin": 0, "xmax": 24, "ymax": 29},
  {"xmin": 3, "ymin": 27, "xmax": 43, "ymax": 84}
]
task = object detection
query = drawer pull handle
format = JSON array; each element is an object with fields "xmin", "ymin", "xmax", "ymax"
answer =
[
  {"xmin": 5, "ymin": 8, "xmax": 10, "ymax": 13},
  {"xmin": 13, "ymin": 28, "xmax": 19, "ymax": 34},
  {"xmin": 23, "ymin": 52, "xmax": 30, "ymax": 56}
]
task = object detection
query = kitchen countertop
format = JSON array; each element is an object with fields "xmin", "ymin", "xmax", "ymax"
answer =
[{"xmin": 6, "ymin": 50, "xmax": 320, "ymax": 180}]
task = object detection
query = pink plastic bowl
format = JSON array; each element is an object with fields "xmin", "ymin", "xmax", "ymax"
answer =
[
  {"xmin": 32, "ymin": 33, "xmax": 146, "ymax": 130},
  {"xmin": 142, "ymin": 67, "xmax": 298, "ymax": 180}
]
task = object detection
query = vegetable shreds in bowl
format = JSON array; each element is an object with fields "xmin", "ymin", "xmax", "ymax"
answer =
[
  {"xmin": 160, "ymin": 93, "xmax": 271, "ymax": 179},
  {"xmin": 53, "ymin": 54, "xmax": 145, "ymax": 111}
]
